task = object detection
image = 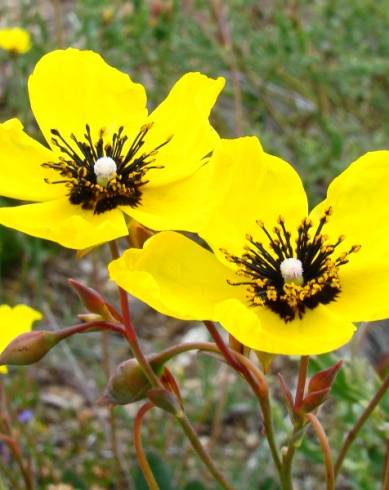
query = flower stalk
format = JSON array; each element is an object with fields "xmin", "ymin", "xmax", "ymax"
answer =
[
  {"xmin": 334, "ymin": 373, "xmax": 389, "ymax": 478},
  {"xmin": 306, "ymin": 413, "xmax": 335, "ymax": 490},
  {"xmin": 109, "ymin": 241, "xmax": 163, "ymax": 388},
  {"xmin": 203, "ymin": 322, "xmax": 283, "ymax": 480},
  {"xmin": 175, "ymin": 411, "xmax": 236, "ymax": 490},
  {"xmin": 294, "ymin": 356, "xmax": 309, "ymax": 410},
  {"xmin": 133, "ymin": 402, "xmax": 159, "ymax": 490}
]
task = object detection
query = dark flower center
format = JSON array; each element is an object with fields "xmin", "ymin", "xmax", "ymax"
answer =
[
  {"xmin": 42, "ymin": 124, "xmax": 170, "ymax": 214},
  {"xmin": 224, "ymin": 208, "xmax": 361, "ymax": 322}
]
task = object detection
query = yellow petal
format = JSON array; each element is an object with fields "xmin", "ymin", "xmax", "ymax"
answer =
[
  {"xmin": 311, "ymin": 150, "xmax": 389, "ymax": 321},
  {"xmin": 108, "ymin": 231, "xmax": 240, "ymax": 320},
  {"xmin": 215, "ymin": 299, "xmax": 356, "ymax": 355},
  {"xmin": 122, "ymin": 157, "xmax": 219, "ymax": 232},
  {"xmin": 0, "ymin": 27, "xmax": 31, "ymax": 54},
  {"xmin": 0, "ymin": 119, "xmax": 66, "ymax": 201},
  {"xmin": 311, "ymin": 150, "xmax": 389, "ymax": 248},
  {"xmin": 200, "ymin": 137, "xmax": 308, "ymax": 259},
  {"xmin": 142, "ymin": 72, "xmax": 225, "ymax": 186},
  {"xmin": 0, "ymin": 198, "xmax": 128, "ymax": 249},
  {"xmin": 0, "ymin": 304, "xmax": 42, "ymax": 373},
  {"xmin": 28, "ymin": 49, "xmax": 147, "ymax": 149}
]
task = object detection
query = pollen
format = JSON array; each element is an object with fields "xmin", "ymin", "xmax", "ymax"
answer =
[{"xmin": 225, "ymin": 209, "xmax": 361, "ymax": 322}]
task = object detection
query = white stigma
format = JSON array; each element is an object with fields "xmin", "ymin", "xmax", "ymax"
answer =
[
  {"xmin": 94, "ymin": 156, "xmax": 117, "ymax": 185},
  {"xmin": 280, "ymin": 258, "xmax": 304, "ymax": 286}
]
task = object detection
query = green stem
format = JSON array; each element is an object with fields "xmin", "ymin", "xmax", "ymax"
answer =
[
  {"xmin": 334, "ymin": 373, "xmax": 389, "ymax": 478},
  {"xmin": 175, "ymin": 411, "xmax": 235, "ymax": 490},
  {"xmin": 280, "ymin": 422, "xmax": 307, "ymax": 490},
  {"xmin": 203, "ymin": 322, "xmax": 282, "ymax": 478}
]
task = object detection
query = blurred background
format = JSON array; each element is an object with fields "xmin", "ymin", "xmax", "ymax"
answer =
[{"xmin": 0, "ymin": 1, "xmax": 388, "ymax": 489}]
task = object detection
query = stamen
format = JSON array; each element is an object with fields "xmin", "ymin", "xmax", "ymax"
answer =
[
  {"xmin": 42, "ymin": 124, "xmax": 170, "ymax": 214},
  {"xmin": 224, "ymin": 212, "xmax": 361, "ymax": 322}
]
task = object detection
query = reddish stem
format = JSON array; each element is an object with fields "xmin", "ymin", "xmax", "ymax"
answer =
[
  {"xmin": 295, "ymin": 356, "xmax": 309, "ymax": 410},
  {"xmin": 109, "ymin": 241, "xmax": 162, "ymax": 388},
  {"xmin": 203, "ymin": 322, "xmax": 282, "ymax": 477},
  {"xmin": 133, "ymin": 402, "xmax": 159, "ymax": 490},
  {"xmin": 306, "ymin": 413, "xmax": 335, "ymax": 490}
]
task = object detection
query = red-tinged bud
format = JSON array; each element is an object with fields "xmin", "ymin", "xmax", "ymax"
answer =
[
  {"xmin": 128, "ymin": 221, "xmax": 154, "ymax": 248},
  {"xmin": 277, "ymin": 374, "xmax": 295, "ymax": 416},
  {"xmin": 298, "ymin": 361, "xmax": 343, "ymax": 413},
  {"xmin": 307, "ymin": 360, "xmax": 343, "ymax": 395},
  {"xmin": 0, "ymin": 330, "xmax": 60, "ymax": 366},
  {"xmin": 68, "ymin": 279, "xmax": 119, "ymax": 321},
  {"xmin": 301, "ymin": 388, "xmax": 330, "ymax": 413},
  {"xmin": 160, "ymin": 367, "xmax": 183, "ymax": 407},
  {"xmin": 100, "ymin": 355, "xmax": 166, "ymax": 405},
  {"xmin": 147, "ymin": 388, "xmax": 182, "ymax": 415}
]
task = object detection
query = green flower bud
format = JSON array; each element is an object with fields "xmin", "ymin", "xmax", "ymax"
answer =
[
  {"xmin": 100, "ymin": 355, "xmax": 165, "ymax": 405},
  {"xmin": 0, "ymin": 330, "xmax": 60, "ymax": 366}
]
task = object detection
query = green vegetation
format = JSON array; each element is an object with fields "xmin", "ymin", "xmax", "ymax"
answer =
[{"xmin": 0, "ymin": 1, "xmax": 388, "ymax": 488}]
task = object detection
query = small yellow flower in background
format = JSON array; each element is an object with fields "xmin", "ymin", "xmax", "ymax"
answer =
[
  {"xmin": 0, "ymin": 304, "xmax": 42, "ymax": 373},
  {"xmin": 0, "ymin": 27, "xmax": 31, "ymax": 54},
  {"xmin": 109, "ymin": 137, "xmax": 389, "ymax": 355},
  {"xmin": 0, "ymin": 48, "xmax": 224, "ymax": 249}
]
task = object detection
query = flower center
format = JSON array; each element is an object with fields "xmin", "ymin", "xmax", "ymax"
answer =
[
  {"xmin": 94, "ymin": 156, "xmax": 117, "ymax": 185},
  {"xmin": 42, "ymin": 123, "xmax": 171, "ymax": 214},
  {"xmin": 224, "ymin": 208, "xmax": 361, "ymax": 322},
  {"xmin": 280, "ymin": 258, "xmax": 304, "ymax": 286}
]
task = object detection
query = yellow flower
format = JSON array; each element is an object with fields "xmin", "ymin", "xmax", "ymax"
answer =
[
  {"xmin": 109, "ymin": 137, "xmax": 389, "ymax": 355},
  {"xmin": 0, "ymin": 304, "xmax": 42, "ymax": 373},
  {"xmin": 0, "ymin": 27, "xmax": 31, "ymax": 54},
  {"xmin": 0, "ymin": 49, "xmax": 224, "ymax": 249}
]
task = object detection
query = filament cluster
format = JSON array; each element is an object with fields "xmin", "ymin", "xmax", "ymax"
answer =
[
  {"xmin": 225, "ymin": 208, "xmax": 361, "ymax": 321},
  {"xmin": 42, "ymin": 123, "xmax": 170, "ymax": 214}
]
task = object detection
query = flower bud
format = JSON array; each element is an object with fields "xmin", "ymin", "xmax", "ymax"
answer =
[
  {"xmin": 301, "ymin": 360, "xmax": 343, "ymax": 413},
  {"xmin": 100, "ymin": 355, "xmax": 165, "ymax": 405},
  {"xmin": 0, "ymin": 330, "xmax": 60, "ymax": 366},
  {"xmin": 307, "ymin": 360, "xmax": 343, "ymax": 394},
  {"xmin": 147, "ymin": 388, "xmax": 182, "ymax": 415},
  {"xmin": 68, "ymin": 279, "xmax": 120, "ymax": 321}
]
